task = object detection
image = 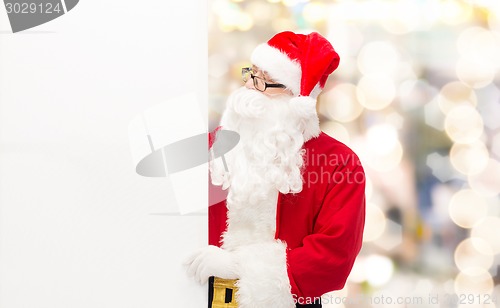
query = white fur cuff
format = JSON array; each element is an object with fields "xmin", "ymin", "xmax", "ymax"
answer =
[{"xmin": 234, "ymin": 241, "xmax": 295, "ymax": 308}]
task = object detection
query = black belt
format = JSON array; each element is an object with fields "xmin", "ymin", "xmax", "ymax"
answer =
[
  {"xmin": 297, "ymin": 299, "xmax": 322, "ymax": 308},
  {"xmin": 208, "ymin": 276, "xmax": 322, "ymax": 308}
]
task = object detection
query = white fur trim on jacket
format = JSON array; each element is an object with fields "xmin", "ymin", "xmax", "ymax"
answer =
[
  {"xmin": 234, "ymin": 241, "xmax": 295, "ymax": 308},
  {"xmin": 289, "ymin": 96, "xmax": 321, "ymax": 142},
  {"xmin": 251, "ymin": 44, "xmax": 302, "ymax": 96}
]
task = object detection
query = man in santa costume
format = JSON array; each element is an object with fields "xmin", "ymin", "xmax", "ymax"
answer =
[{"xmin": 185, "ymin": 31, "xmax": 366, "ymax": 308}]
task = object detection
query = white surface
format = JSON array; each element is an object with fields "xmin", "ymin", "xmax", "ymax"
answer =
[
  {"xmin": 129, "ymin": 92, "xmax": 208, "ymax": 214},
  {"xmin": 169, "ymin": 163, "xmax": 208, "ymax": 214},
  {"xmin": 0, "ymin": 1, "xmax": 208, "ymax": 307}
]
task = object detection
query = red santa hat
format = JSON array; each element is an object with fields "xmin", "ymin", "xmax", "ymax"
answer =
[
  {"xmin": 251, "ymin": 31, "xmax": 340, "ymax": 141},
  {"xmin": 250, "ymin": 31, "xmax": 340, "ymax": 99}
]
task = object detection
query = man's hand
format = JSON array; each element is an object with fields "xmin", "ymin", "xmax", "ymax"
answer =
[{"xmin": 184, "ymin": 245, "xmax": 239, "ymax": 284}]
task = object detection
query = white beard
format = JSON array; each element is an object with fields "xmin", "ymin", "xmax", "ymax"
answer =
[{"xmin": 210, "ymin": 87, "xmax": 309, "ymax": 249}]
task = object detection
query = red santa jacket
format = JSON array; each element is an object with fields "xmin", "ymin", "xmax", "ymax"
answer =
[{"xmin": 209, "ymin": 132, "xmax": 366, "ymax": 299}]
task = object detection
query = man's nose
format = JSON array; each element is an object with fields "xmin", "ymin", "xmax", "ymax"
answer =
[{"xmin": 244, "ymin": 78, "xmax": 254, "ymax": 90}]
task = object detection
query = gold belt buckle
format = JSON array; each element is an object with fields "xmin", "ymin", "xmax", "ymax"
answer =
[{"xmin": 211, "ymin": 277, "xmax": 238, "ymax": 308}]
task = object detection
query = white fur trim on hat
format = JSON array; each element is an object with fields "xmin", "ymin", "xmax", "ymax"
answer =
[
  {"xmin": 234, "ymin": 241, "xmax": 295, "ymax": 308},
  {"xmin": 309, "ymin": 84, "xmax": 322, "ymax": 99},
  {"xmin": 289, "ymin": 96, "xmax": 321, "ymax": 141},
  {"xmin": 251, "ymin": 43, "xmax": 302, "ymax": 96}
]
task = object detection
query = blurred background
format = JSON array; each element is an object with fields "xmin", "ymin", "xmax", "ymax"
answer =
[{"xmin": 208, "ymin": 0, "xmax": 500, "ymax": 307}]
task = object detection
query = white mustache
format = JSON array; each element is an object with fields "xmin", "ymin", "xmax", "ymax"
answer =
[{"xmin": 226, "ymin": 87, "xmax": 271, "ymax": 119}]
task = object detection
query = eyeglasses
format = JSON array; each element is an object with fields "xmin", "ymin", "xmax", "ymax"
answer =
[{"xmin": 241, "ymin": 67, "xmax": 287, "ymax": 92}]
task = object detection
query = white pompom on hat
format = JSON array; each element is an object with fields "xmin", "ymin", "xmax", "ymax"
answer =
[{"xmin": 251, "ymin": 31, "xmax": 340, "ymax": 140}]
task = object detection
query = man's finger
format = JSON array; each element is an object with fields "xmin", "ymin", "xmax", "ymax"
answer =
[
  {"xmin": 194, "ymin": 256, "xmax": 209, "ymax": 283},
  {"xmin": 183, "ymin": 246, "xmax": 209, "ymax": 265},
  {"xmin": 187, "ymin": 252, "xmax": 204, "ymax": 277}
]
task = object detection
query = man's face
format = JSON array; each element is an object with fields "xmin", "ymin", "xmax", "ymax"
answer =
[{"xmin": 244, "ymin": 65, "xmax": 294, "ymax": 97}]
